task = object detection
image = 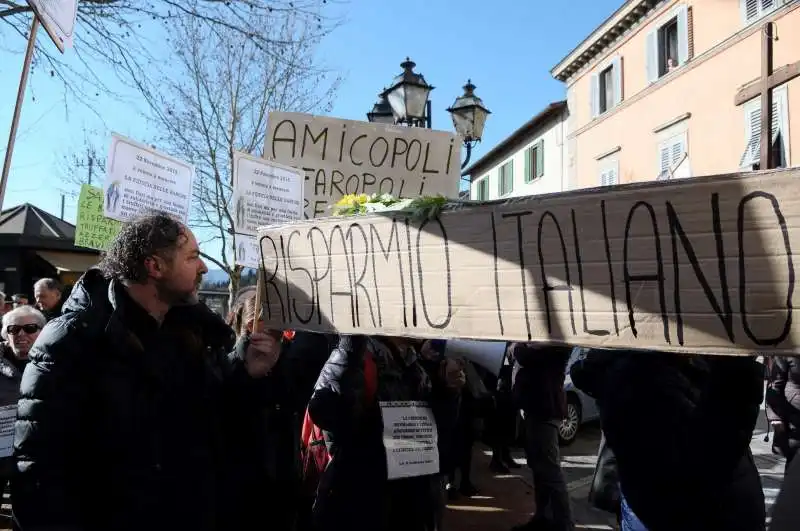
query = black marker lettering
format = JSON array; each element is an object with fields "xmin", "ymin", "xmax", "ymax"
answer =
[
  {"xmin": 571, "ymin": 209, "xmax": 608, "ymax": 336},
  {"xmin": 279, "ymin": 235, "xmax": 293, "ymax": 324},
  {"xmin": 422, "ymin": 143, "xmax": 439, "ymax": 174},
  {"xmin": 406, "ymin": 139, "xmax": 422, "ymax": 171},
  {"xmin": 349, "ymin": 134, "xmax": 367, "ymax": 166},
  {"xmin": 308, "ymin": 227, "xmax": 331, "ymax": 324},
  {"xmin": 302, "ymin": 125, "xmax": 328, "ymax": 159},
  {"xmin": 416, "ymin": 218, "xmax": 452, "ymax": 329},
  {"xmin": 287, "ymin": 230, "xmax": 314, "ymax": 324},
  {"xmin": 362, "ymin": 173, "xmax": 377, "ymax": 194},
  {"xmin": 330, "ymin": 170, "xmax": 344, "ymax": 196},
  {"xmin": 601, "ymin": 200, "xmax": 619, "ymax": 335},
  {"xmin": 666, "ymin": 196, "xmax": 733, "ymax": 345},
  {"xmin": 502, "ymin": 211, "xmax": 533, "ymax": 340},
  {"xmin": 491, "ymin": 213, "xmax": 504, "ymax": 335},
  {"xmin": 405, "ymin": 219, "xmax": 418, "ymax": 327},
  {"xmin": 537, "ymin": 211, "xmax": 576, "ymax": 336},
  {"xmin": 623, "ymin": 201, "xmax": 669, "ymax": 343},
  {"xmin": 346, "ymin": 223, "xmax": 376, "ymax": 327},
  {"xmin": 369, "ymin": 137, "xmax": 389, "ymax": 167},
  {"xmin": 370, "ymin": 220, "xmax": 405, "ymax": 327},
  {"xmin": 270, "ymin": 119, "xmax": 297, "ymax": 158},
  {"xmin": 258, "ymin": 235, "xmax": 284, "ymax": 321},
  {"xmin": 738, "ymin": 191, "xmax": 794, "ymax": 346},
  {"xmin": 328, "ymin": 225, "xmax": 356, "ymax": 327}
]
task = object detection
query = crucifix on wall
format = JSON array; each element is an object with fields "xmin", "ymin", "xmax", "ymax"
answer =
[{"xmin": 734, "ymin": 21, "xmax": 800, "ymax": 170}]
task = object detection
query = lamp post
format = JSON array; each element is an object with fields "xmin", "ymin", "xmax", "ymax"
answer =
[{"xmin": 367, "ymin": 57, "xmax": 490, "ymax": 169}]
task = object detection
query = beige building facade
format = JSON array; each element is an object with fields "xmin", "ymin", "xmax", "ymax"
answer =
[{"xmin": 551, "ymin": 0, "xmax": 800, "ymax": 190}]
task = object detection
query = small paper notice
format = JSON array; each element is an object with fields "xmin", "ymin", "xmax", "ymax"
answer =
[
  {"xmin": 380, "ymin": 400, "xmax": 439, "ymax": 480},
  {"xmin": 0, "ymin": 405, "xmax": 17, "ymax": 458}
]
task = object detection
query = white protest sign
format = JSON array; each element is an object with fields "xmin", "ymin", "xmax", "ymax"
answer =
[
  {"xmin": 264, "ymin": 112, "xmax": 461, "ymax": 219},
  {"xmin": 0, "ymin": 405, "xmax": 16, "ymax": 458},
  {"xmin": 380, "ymin": 401, "xmax": 439, "ymax": 480},
  {"xmin": 26, "ymin": 0, "xmax": 78, "ymax": 53},
  {"xmin": 104, "ymin": 134, "xmax": 194, "ymax": 224},
  {"xmin": 258, "ymin": 168, "xmax": 800, "ymax": 355},
  {"xmin": 231, "ymin": 151, "xmax": 304, "ymax": 268}
]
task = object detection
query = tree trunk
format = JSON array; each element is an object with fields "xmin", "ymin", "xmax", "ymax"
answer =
[{"xmin": 227, "ymin": 267, "xmax": 242, "ymax": 315}]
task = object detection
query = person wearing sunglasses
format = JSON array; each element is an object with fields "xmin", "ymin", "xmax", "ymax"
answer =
[{"xmin": 0, "ymin": 305, "xmax": 45, "ymax": 517}]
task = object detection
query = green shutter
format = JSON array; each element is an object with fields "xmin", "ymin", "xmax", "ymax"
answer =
[
  {"xmin": 536, "ymin": 140, "xmax": 545, "ymax": 178},
  {"xmin": 507, "ymin": 161, "xmax": 514, "ymax": 192},
  {"xmin": 524, "ymin": 148, "xmax": 532, "ymax": 183}
]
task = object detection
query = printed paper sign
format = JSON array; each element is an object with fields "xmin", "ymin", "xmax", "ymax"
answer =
[
  {"xmin": 231, "ymin": 151, "xmax": 304, "ymax": 268},
  {"xmin": 0, "ymin": 405, "xmax": 17, "ymax": 458},
  {"xmin": 264, "ymin": 112, "xmax": 461, "ymax": 219},
  {"xmin": 258, "ymin": 168, "xmax": 800, "ymax": 355},
  {"xmin": 380, "ymin": 401, "xmax": 439, "ymax": 480},
  {"xmin": 74, "ymin": 184, "xmax": 122, "ymax": 251},
  {"xmin": 104, "ymin": 133, "xmax": 194, "ymax": 224},
  {"xmin": 26, "ymin": 0, "xmax": 78, "ymax": 53}
]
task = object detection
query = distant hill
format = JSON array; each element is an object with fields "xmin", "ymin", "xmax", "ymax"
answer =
[{"xmin": 201, "ymin": 268, "xmax": 258, "ymax": 290}]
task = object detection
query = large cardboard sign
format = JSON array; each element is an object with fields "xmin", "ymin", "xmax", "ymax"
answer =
[
  {"xmin": 104, "ymin": 134, "xmax": 194, "ymax": 224},
  {"xmin": 264, "ymin": 112, "xmax": 461, "ymax": 219},
  {"xmin": 232, "ymin": 151, "xmax": 304, "ymax": 268},
  {"xmin": 257, "ymin": 169, "xmax": 800, "ymax": 355}
]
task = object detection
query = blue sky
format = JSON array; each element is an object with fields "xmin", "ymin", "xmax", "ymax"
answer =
[{"xmin": 0, "ymin": 0, "xmax": 619, "ymax": 264}]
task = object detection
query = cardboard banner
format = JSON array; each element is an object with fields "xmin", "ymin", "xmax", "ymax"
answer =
[
  {"xmin": 232, "ymin": 151, "xmax": 304, "ymax": 268},
  {"xmin": 104, "ymin": 133, "xmax": 194, "ymax": 224},
  {"xmin": 74, "ymin": 184, "xmax": 122, "ymax": 251},
  {"xmin": 257, "ymin": 169, "xmax": 800, "ymax": 355},
  {"xmin": 264, "ymin": 112, "xmax": 461, "ymax": 219}
]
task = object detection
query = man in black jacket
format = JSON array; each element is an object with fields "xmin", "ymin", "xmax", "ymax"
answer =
[
  {"xmin": 571, "ymin": 349, "xmax": 765, "ymax": 531},
  {"xmin": 12, "ymin": 212, "xmax": 280, "ymax": 531},
  {"xmin": 510, "ymin": 342, "xmax": 573, "ymax": 531},
  {"xmin": 33, "ymin": 278, "xmax": 65, "ymax": 321}
]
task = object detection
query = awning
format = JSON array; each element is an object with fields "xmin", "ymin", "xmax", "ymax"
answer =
[{"xmin": 36, "ymin": 251, "xmax": 100, "ymax": 273}]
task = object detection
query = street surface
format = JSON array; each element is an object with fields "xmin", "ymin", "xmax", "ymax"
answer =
[{"xmin": 445, "ymin": 411, "xmax": 786, "ymax": 531}]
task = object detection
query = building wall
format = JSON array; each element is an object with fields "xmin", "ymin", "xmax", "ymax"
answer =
[
  {"xmin": 470, "ymin": 111, "xmax": 568, "ymax": 200},
  {"xmin": 564, "ymin": 0, "xmax": 800, "ymax": 188}
]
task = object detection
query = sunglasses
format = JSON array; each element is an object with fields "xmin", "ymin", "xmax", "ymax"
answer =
[{"xmin": 6, "ymin": 324, "xmax": 41, "ymax": 336}]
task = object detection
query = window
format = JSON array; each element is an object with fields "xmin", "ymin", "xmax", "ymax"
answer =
[
  {"xmin": 498, "ymin": 161, "xmax": 514, "ymax": 196},
  {"xmin": 739, "ymin": 86, "xmax": 789, "ymax": 169},
  {"xmin": 591, "ymin": 56, "xmax": 622, "ymax": 118},
  {"xmin": 741, "ymin": 0, "xmax": 785, "ymax": 25},
  {"xmin": 525, "ymin": 140, "xmax": 544, "ymax": 182},
  {"xmin": 598, "ymin": 159, "xmax": 620, "ymax": 187},
  {"xmin": 646, "ymin": 5, "xmax": 690, "ymax": 83},
  {"xmin": 657, "ymin": 133, "xmax": 688, "ymax": 180},
  {"xmin": 475, "ymin": 177, "xmax": 490, "ymax": 200}
]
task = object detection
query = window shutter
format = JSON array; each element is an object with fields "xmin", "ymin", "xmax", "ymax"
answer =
[
  {"xmin": 497, "ymin": 167, "xmax": 503, "ymax": 196},
  {"xmin": 742, "ymin": 0, "xmax": 759, "ymax": 22},
  {"xmin": 524, "ymin": 147, "xmax": 531, "ymax": 182},
  {"xmin": 536, "ymin": 140, "xmax": 545, "ymax": 178},
  {"xmin": 590, "ymin": 74, "xmax": 600, "ymax": 118},
  {"xmin": 599, "ymin": 170, "xmax": 608, "ymax": 186},
  {"xmin": 508, "ymin": 161, "xmax": 514, "ymax": 192},
  {"xmin": 612, "ymin": 56, "xmax": 623, "ymax": 105},
  {"xmin": 762, "ymin": 0, "xmax": 775, "ymax": 10},
  {"xmin": 660, "ymin": 146, "xmax": 671, "ymax": 176},
  {"xmin": 671, "ymin": 139, "xmax": 684, "ymax": 166},
  {"xmin": 646, "ymin": 30, "xmax": 658, "ymax": 83},
  {"xmin": 677, "ymin": 5, "xmax": 690, "ymax": 65}
]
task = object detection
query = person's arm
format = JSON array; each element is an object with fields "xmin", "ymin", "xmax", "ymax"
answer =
[
  {"xmin": 13, "ymin": 319, "xmax": 89, "ymax": 531},
  {"xmin": 307, "ymin": 336, "xmax": 367, "ymax": 437},
  {"xmin": 766, "ymin": 357, "xmax": 797, "ymax": 426}
]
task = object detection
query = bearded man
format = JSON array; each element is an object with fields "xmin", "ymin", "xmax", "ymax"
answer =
[{"xmin": 12, "ymin": 212, "xmax": 280, "ymax": 531}]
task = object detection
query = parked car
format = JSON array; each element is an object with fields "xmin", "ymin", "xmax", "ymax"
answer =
[{"xmin": 560, "ymin": 347, "xmax": 600, "ymax": 445}]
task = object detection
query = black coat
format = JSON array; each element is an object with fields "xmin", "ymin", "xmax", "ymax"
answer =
[
  {"xmin": 766, "ymin": 356, "xmax": 800, "ymax": 443},
  {"xmin": 511, "ymin": 343, "xmax": 570, "ymax": 421},
  {"xmin": 308, "ymin": 336, "xmax": 459, "ymax": 531},
  {"xmin": 12, "ymin": 269, "xmax": 272, "ymax": 531},
  {"xmin": 571, "ymin": 350, "xmax": 766, "ymax": 531}
]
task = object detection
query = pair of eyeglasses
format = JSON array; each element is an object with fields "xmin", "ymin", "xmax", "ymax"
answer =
[{"xmin": 6, "ymin": 324, "xmax": 41, "ymax": 336}]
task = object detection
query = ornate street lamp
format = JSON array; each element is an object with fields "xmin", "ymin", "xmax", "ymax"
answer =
[
  {"xmin": 381, "ymin": 58, "xmax": 434, "ymax": 127},
  {"xmin": 447, "ymin": 79, "xmax": 491, "ymax": 168},
  {"xmin": 366, "ymin": 92, "xmax": 395, "ymax": 124}
]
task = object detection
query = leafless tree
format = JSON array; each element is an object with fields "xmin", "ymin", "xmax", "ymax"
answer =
[
  {"xmin": 0, "ymin": 0, "xmax": 340, "ymax": 118},
  {"xmin": 143, "ymin": 9, "xmax": 339, "ymax": 299}
]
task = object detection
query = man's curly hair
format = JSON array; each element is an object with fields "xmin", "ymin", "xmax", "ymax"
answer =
[{"xmin": 99, "ymin": 212, "xmax": 187, "ymax": 283}]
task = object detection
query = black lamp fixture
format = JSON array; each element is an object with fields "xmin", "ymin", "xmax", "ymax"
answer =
[
  {"xmin": 446, "ymin": 79, "xmax": 491, "ymax": 168},
  {"xmin": 367, "ymin": 57, "xmax": 490, "ymax": 169}
]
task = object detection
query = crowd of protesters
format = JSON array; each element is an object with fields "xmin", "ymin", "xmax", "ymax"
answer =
[{"xmin": 0, "ymin": 211, "xmax": 795, "ymax": 531}]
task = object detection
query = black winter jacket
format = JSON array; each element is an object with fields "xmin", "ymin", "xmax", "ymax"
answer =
[
  {"xmin": 12, "ymin": 269, "xmax": 273, "ymax": 531},
  {"xmin": 511, "ymin": 342, "xmax": 570, "ymax": 421},
  {"xmin": 308, "ymin": 335, "xmax": 459, "ymax": 531},
  {"xmin": 571, "ymin": 350, "xmax": 766, "ymax": 531},
  {"xmin": 766, "ymin": 356, "xmax": 800, "ymax": 442}
]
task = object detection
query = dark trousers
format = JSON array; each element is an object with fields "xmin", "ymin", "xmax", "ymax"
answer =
[
  {"xmin": 523, "ymin": 417, "xmax": 574, "ymax": 531},
  {"xmin": 447, "ymin": 408, "xmax": 476, "ymax": 486},
  {"xmin": 489, "ymin": 392, "xmax": 516, "ymax": 460}
]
